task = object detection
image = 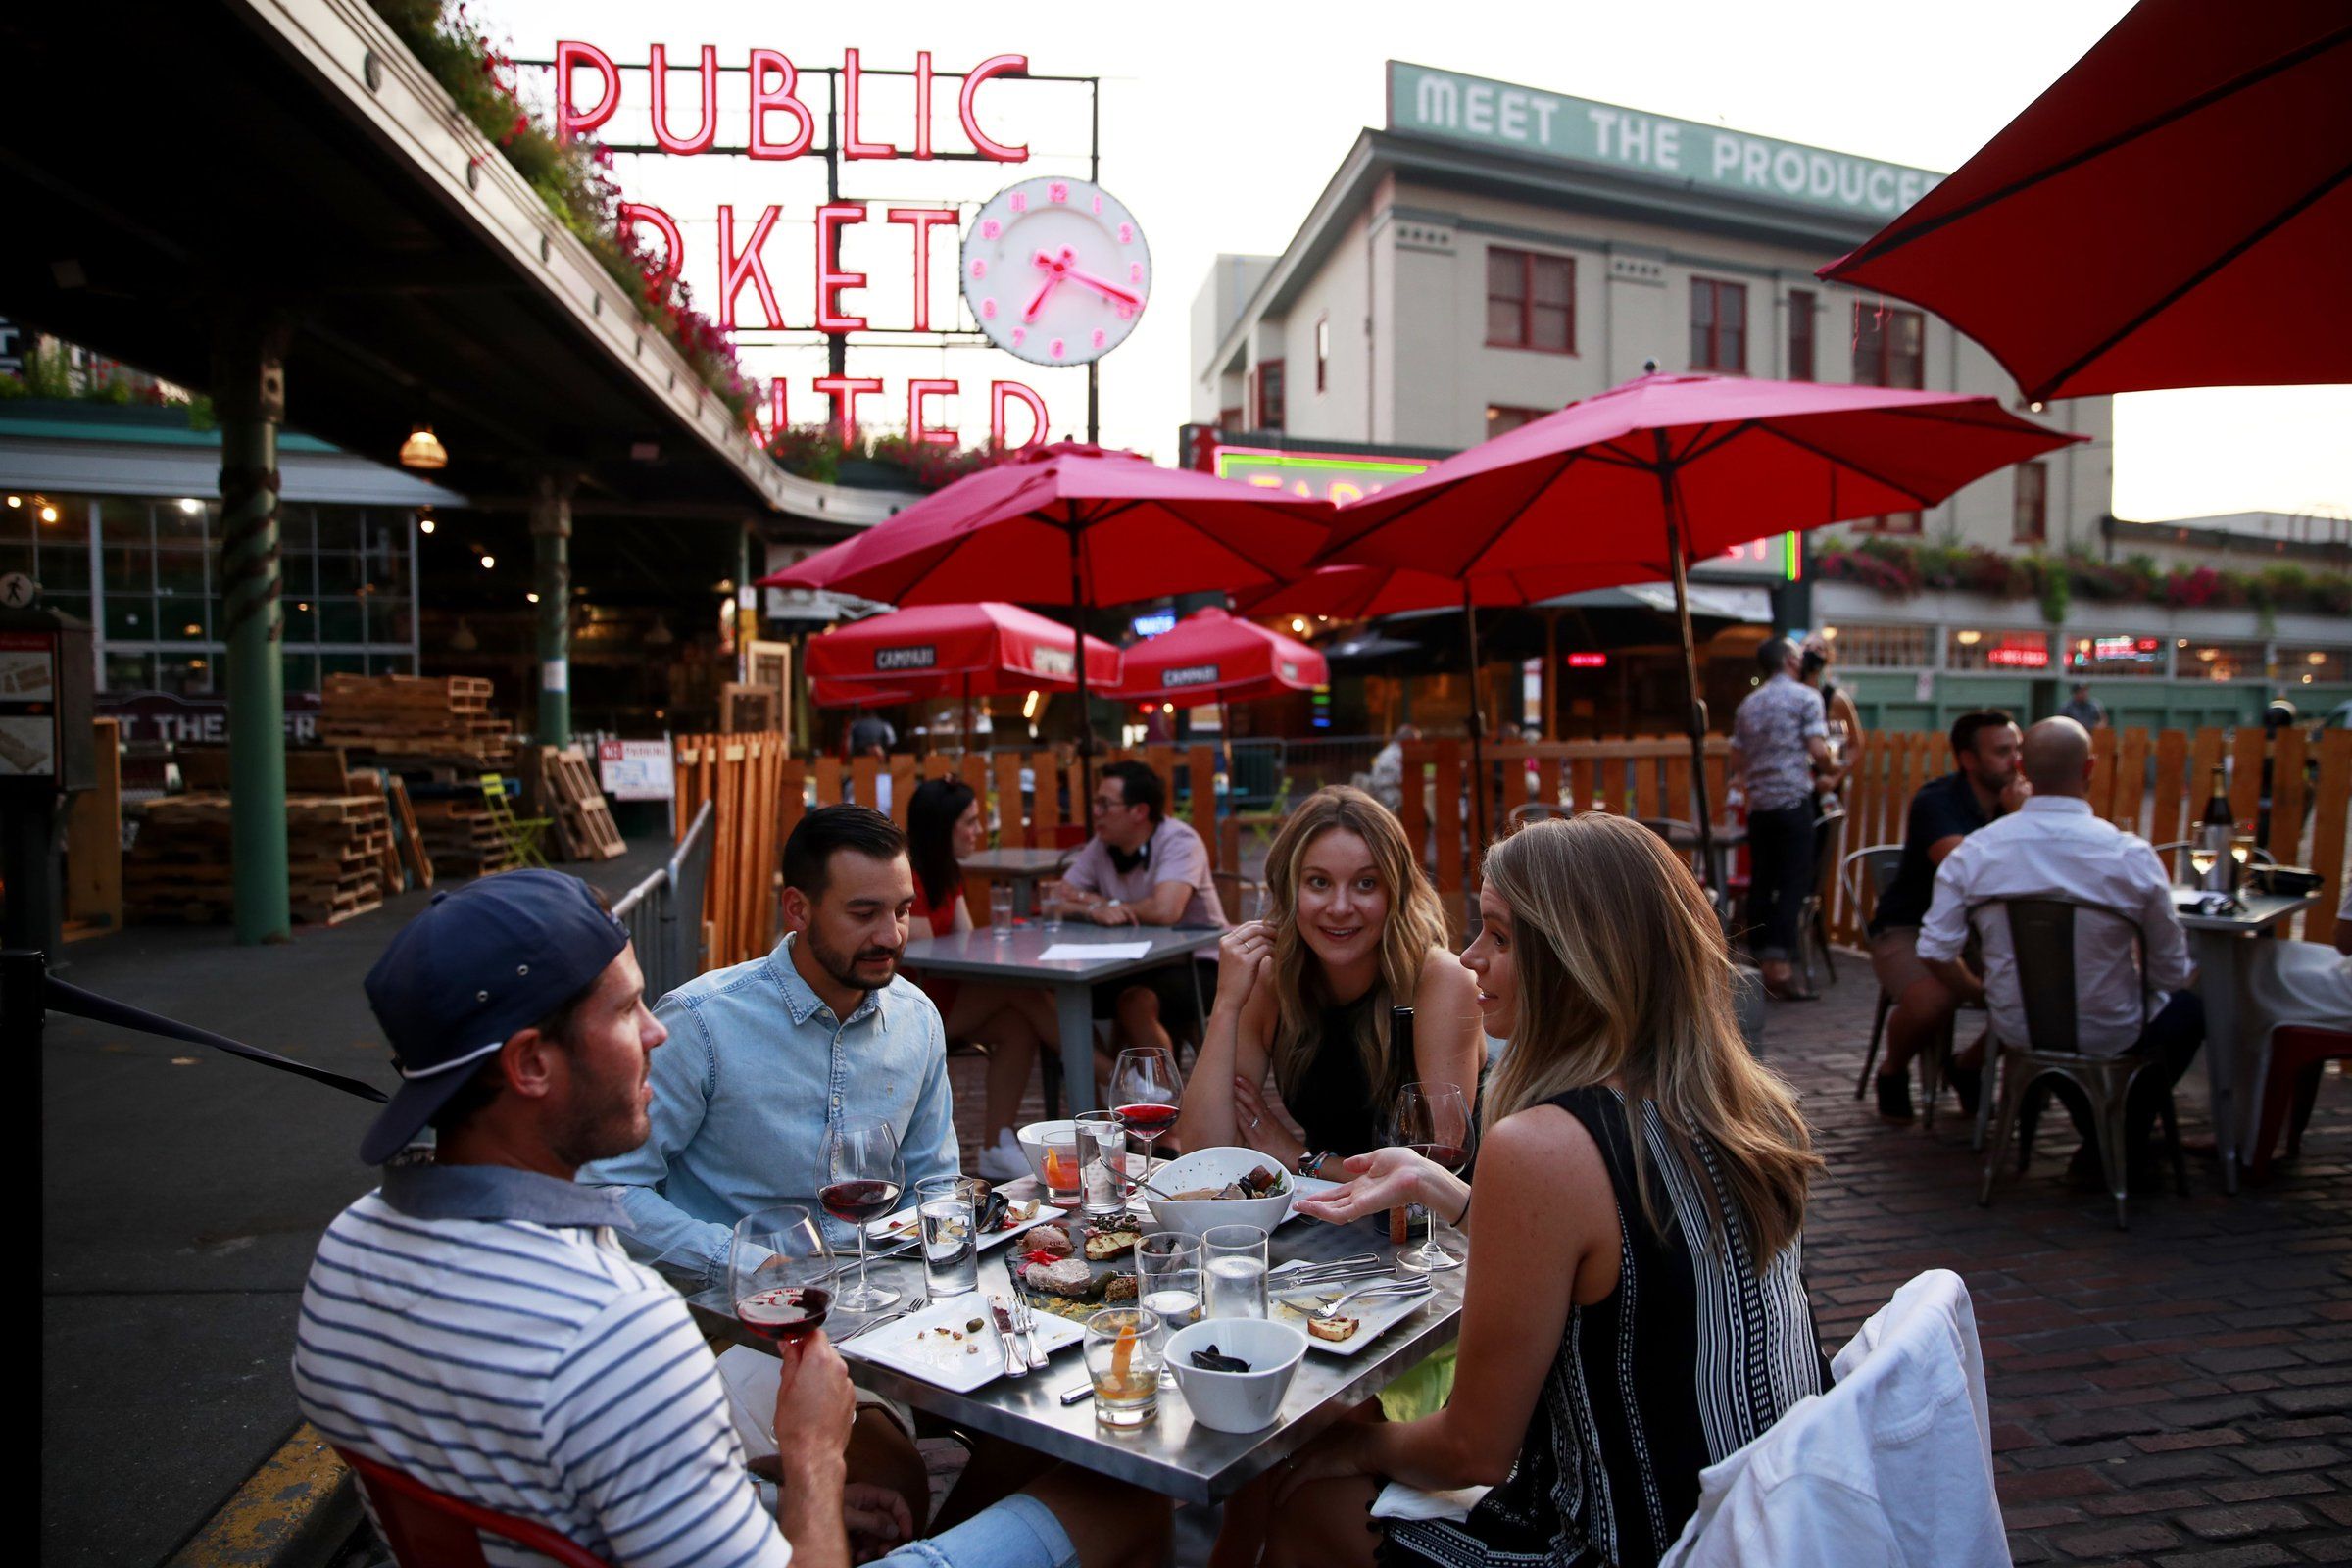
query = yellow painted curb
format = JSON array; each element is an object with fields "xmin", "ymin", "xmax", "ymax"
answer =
[{"xmin": 167, "ymin": 1423, "xmax": 360, "ymax": 1568}]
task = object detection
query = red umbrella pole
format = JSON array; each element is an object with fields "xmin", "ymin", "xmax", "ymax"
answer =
[
  {"xmin": 1655, "ymin": 443, "xmax": 1718, "ymax": 898},
  {"xmin": 1463, "ymin": 581, "xmax": 1490, "ymax": 867}
]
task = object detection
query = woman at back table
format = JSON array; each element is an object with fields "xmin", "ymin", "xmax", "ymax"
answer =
[
  {"xmin": 906, "ymin": 776, "xmax": 1060, "ymax": 1183},
  {"xmin": 1242, "ymin": 813, "xmax": 1830, "ymax": 1568},
  {"xmin": 1175, "ymin": 786, "xmax": 1483, "ymax": 1180}
]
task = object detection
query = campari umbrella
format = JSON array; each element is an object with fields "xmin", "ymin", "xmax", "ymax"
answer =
[
  {"xmin": 811, "ymin": 679, "xmax": 920, "ymax": 710},
  {"xmin": 1110, "ymin": 607, "xmax": 1329, "ymax": 709},
  {"xmin": 1820, "ymin": 0, "xmax": 2352, "ymax": 401},
  {"xmin": 807, "ymin": 601, "xmax": 1122, "ymax": 739},
  {"xmin": 762, "ymin": 442, "xmax": 1330, "ymax": 803},
  {"xmin": 1315, "ymin": 369, "xmax": 2082, "ymax": 885}
]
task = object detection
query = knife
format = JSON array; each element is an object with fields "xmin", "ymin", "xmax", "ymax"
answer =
[{"xmin": 990, "ymin": 1299, "xmax": 1029, "ymax": 1380}]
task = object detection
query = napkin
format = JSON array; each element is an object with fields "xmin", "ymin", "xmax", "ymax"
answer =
[
  {"xmin": 1039, "ymin": 941, "xmax": 1152, "ymax": 960},
  {"xmin": 1370, "ymin": 1481, "xmax": 1491, "ymax": 1522}
]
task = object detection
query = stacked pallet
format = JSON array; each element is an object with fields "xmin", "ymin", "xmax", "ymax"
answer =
[
  {"xmin": 540, "ymin": 746, "xmax": 626, "ymax": 861},
  {"xmin": 408, "ymin": 793, "xmax": 514, "ymax": 879},
  {"xmin": 318, "ymin": 674, "xmax": 514, "ymax": 767},
  {"xmin": 126, "ymin": 793, "xmax": 389, "ymax": 926}
]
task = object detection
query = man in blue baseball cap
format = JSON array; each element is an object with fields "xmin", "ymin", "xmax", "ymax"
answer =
[{"xmin": 294, "ymin": 868, "xmax": 1164, "ymax": 1568}]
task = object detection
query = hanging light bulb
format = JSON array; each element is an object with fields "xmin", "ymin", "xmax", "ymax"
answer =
[{"xmin": 398, "ymin": 424, "xmax": 449, "ymax": 470}]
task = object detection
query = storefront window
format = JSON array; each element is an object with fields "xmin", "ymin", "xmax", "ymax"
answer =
[
  {"xmin": 105, "ymin": 651, "xmax": 153, "ymax": 690},
  {"xmin": 161, "ymin": 597, "xmax": 211, "ymax": 642},
  {"xmin": 157, "ymin": 655, "xmax": 213, "ymax": 696},
  {"xmin": 100, "ymin": 496, "xmax": 150, "ymax": 547},
  {"xmin": 1820, "ymin": 623, "xmax": 1934, "ymax": 668},
  {"xmin": 2278, "ymin": 646, "xmax": 2349, "ymax": 685},
  {"xmin": 281, "ymin": 652, "xmax": 318, "ymax": 695},
  {"xmin": 1946, "ymin": 627, "xmax": 2051, "ymax": 672},
  {"xmin": 156, "ymin": 546, "xmax": 207, "ymax": 594},
  {"xmin": 2179, "ymin": 639, "xmax": 2267, "ymax": 681},
  {"xmin": 38, "ymin": 493, "xmax": 93, "ymax": 542},
  {"xmin": 318, "ymin": 598, "xmax": 366, "ymax": 643},
  {"xmin": 2066, "ymin": 633, "xmax": 2169, "ymax": 678},
  {"xmin": 106, "ymin": 599, "xmax": 152, "ymax": 640},
  {"xmin": 37, "ymin": 541, "xmax": 91, "ymax": 590}
]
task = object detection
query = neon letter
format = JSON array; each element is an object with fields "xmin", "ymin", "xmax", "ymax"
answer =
[
  {"xmin": 717, "ymin": 205, "xmax": 784, "ymax": 330},
  {"xmin": 617, "ymin": 201, "xmax": 684, "ymax": 291},
  {"xmin": 990, "ymin": 380, "xmax": 1048, "ymax": 450},
  {"xmin": 959, "ymin": 55, "xmax": 1029, "ymax": 163},
  {"xmin": 913, "ymin": 51, "xmax": 934, "ymax": 159},
  {"xmin": 764, "ymin": 380, "xmax": 790, "ymax": 441},
  {"xmin": 556, "ymin": 40, "xmax": 619, "ymax": 141},
  {"xmin": 813, "ymin": 375, "xmax": 885, "ymax": 438},
  {"xmin": 647, "ymin": 44, "xmax": 719, "ymax": 155},
  {"xmin": 815, "ymin": 203, "xmax": 869, "ymax": 332},
  {"xmin": 908, "ymin": 379, "xmax": 959, "ymax": 446},
  {"xmin": 748, "ymin": 48, "xmax": 813, "ymax": 160},
  {"xmin": 843, "ymin": 48, "xmax": 898, "ymax": 160},
  {"xmin": 886, "ymin": 208, "xmax": 958, "ymax": 331}
]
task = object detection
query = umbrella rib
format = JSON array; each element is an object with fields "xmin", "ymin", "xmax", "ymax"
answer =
[
  {"xmin": 1836, "ymin": 22, "xmax": 2352, "ymax": 269},
  {"xmin": 1670, "ymin": 421, "xmax": 1753, "ymax": 467},
  {"xmin": 1750, "ymin": 423, "xmax": 1940, "ymax": 509},
  {"xmin": 2030, "ymin": 155, "xmax": 2352, "ymax": 401},
  {"xmin": 1458, "ymin": 449, "xmax": 1587, "ymax": 578}
]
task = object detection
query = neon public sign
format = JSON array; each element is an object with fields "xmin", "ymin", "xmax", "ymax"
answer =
[{"xmin": 554, "ymin": 44, "xmax": 1058, "ymax": 448}]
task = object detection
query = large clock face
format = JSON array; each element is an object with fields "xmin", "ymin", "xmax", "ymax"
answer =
[{"xmin": 960, "ymin": 176, "xmax": 1152, "ymax": 367}]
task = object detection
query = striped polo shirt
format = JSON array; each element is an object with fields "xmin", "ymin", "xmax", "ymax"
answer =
[{"xmin": 292, "ymin": 1161, "xmax": 790, "ymax": 1568}]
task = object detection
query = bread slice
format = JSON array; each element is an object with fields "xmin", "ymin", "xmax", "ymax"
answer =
[
  {"xmin": 1083, "ymin": 1227, "xmax": 1140, "ymax": 1261},
  {"xmin": 1307, "ymin": 1314, "xmax": 1360, "ymax": 1343}
]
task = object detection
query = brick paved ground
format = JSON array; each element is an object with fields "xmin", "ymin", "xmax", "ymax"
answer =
[{"xmin": 950, "ymin": 957, "xmax": 2352, "ymax": 1565}]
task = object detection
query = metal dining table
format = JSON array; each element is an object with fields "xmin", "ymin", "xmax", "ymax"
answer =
[
  {"xmin": 897, "ymin": 924, "xmax": 1223, "ymax": 1114},
  {"xmin": 694, "ymin": 1204, "xmax": 1466, "ymax": 1506},
  {"xmin": 960, "ymin": 848, "xmax": 1074, "ymax": 918},
  {"xmin": 2176, "ymin": 887, "xmax": 2320, "ymax": 1194}
]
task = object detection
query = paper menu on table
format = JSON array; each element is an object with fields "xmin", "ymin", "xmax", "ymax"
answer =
[{"xmin": 1037, "ymin": 941, "xmax": 1153, "ymax": 960}]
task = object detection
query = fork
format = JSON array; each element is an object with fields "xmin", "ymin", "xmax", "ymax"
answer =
[
  {"xmin": 1304, "ymin": 1278, "xmax": 1432, "ymax": 1322},
  {"xmin": 1010, "ymin": 1292, "xmax": 1047, "ymax": 1370},
  {"xmin": 836, "ymin": 1296, "xmax": 926, "ymax": 1344}
]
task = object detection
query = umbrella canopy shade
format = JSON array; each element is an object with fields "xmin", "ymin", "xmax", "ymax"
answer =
[
  {"xmin": 811, "ymin": 679, "xmax": 920, "ymax": 710},
  {"xmin": 1109, "ymin": 608, "xmax": 1329, "ymax": 709},
  {"xmin": 1820, "ymin": 0, "xmax": 2352, "ymax": 403},
  {"xmin": 807, "ymin": 602, "xmax": 1120, "ymax": 699},
  {"xmin": 1314, "ymin": 371, "xmax": 2083, "ymax": 578},
  {"xmin": 1238, "ymin": 561, "xmax": 1664, "ymax": 621},
  {"xmin": 758, "ymin": 442, "xmax": 1332, "ymax": 609}
]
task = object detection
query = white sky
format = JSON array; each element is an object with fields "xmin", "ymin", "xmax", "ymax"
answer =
[{"xmin": 483, "ymin": 0, "xmax": 2350, "ymax": 525}]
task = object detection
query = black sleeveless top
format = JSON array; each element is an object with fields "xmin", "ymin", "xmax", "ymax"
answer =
[
  {"xmin": 1382, "ymin": 1087, "xmax": 1829, "ymax": 1568},
  {"xmin": 1282, "ymin": 992, "xmax": 1394, "ymax": 1154}
]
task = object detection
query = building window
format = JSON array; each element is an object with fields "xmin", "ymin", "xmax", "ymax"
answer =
[
  {"xmin": 1818, "ymin": 623, "xmax": 1933, "ymax": 668},
  {"xmin": 1853, "ymin": 511, "xmax": 1924, "ymax": 535},
  {"xmin": 1690, "ymin": 278, "xmax": 1746, "ymax": 372},
  {"xmin": 2278, "ymin": 646, "xmax": 2349, "ymax": 685},
  {"xmin": 2178, "ymin": 639, "xmax": 2268, "ymax": 682},
  {"xmin": 2013, "ymin": 461, "xmax": 2048, "ymax": 544},
  {"xmin": 1251, "ymin": 360, "xmax": 1286, "ymax": 430},
  {"xmin": 2067, "ymin": 634, "xmax": 2171, "ymax": 679},
  {"xmin": 1217, "ymin": 405, "xmax": 1243, "ymax": 433},
  {"xmin": 1945, "ymin": 628, "xmax": 2051, "ymax": 672},
  {"xmin": 1486, "ymin": 247, "xmax": 1575, "ymax": 353},
  {"xmin": 1485, "ymin": 405, "xmax": 1549, "ymax": 440},
  {"xmin": 1314, "ymin": 316, "xmax": 1330, "ymax": 392},
  {"xmin": 1853, "ymin": 303, "xmax": 1925, "ymax": 388},
  {"xmin": 1788, "ymin": 289, "xmax": 1816, "ymax": 381}
]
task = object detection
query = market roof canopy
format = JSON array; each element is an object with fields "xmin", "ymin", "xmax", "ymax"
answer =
[
  {"xmin": 1110, "ymin": 608, "xmax": 1328, "ymax": 708},
  {"xmin": 1820, "ymin": 0, "xmax": 2352, "ymax": 402},
  {"xmin": 807, "ymin": 602, "xmax": 1120, "ymax": 699}
]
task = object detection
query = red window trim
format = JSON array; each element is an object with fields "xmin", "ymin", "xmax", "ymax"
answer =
[
  {"xmin": 1314, "ymin": 315, "xmax": 1329, "ymax": 393},
  {"xmin": 1690, "ymin": 277, "xmax": 1748, "ymax": 374},
  {"xmin": 2013, "ymin": 460, "xmax": 2049, "ymax": 544},
  {"xmin": 1254, "ymin": 358, "xmax": 1287, "ymax": 430},
  {"xmin": 1484, "ymin": 246, "xmax": 1578, "ymax": 356},
  {"xmin": 1856, "ymin": 511, "xmax": 1925, "ymax": 535},
  {"xmin": 1788, "ymin": 288, "xmax": 1816, "ymax": 382},
  {"xmin": 1852, "ymin": 303, "xmax": 1926, "ymax": 389}
]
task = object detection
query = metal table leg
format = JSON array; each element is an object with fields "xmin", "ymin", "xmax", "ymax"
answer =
[
  {"xmin": 2190, "ymin": 926, "xmax": 2242, "ymax": 1195},
  {"xmin": 1054, "ymin": 981, "xmax": 1098, "ymax": 1114}
]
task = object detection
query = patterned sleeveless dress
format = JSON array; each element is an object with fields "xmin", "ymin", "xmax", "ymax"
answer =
[{"xmin": 1380, "ymin": 1086, "xmax": 1829, "ymax": 1568}]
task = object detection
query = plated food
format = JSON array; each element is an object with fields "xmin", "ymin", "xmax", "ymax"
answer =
[{"xmin": 1161, "ymin": 1164, "xmax": 1290, "ymax": 1202}]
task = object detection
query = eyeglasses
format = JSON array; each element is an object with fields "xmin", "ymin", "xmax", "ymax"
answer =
[{"xmin": 1092, "ymin": 795, "xmax": 1130, "ymax": 813}]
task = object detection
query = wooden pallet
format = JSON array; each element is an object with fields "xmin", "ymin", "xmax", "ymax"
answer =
[
  {"xmin": 319, "ymin": 675, "xmax": 514, "ymax": 768},
  {"xmin": 539, "ymin": 745, "xmax": 626, "ymax": 861},
  {"xmin": 126, "ymin": 789, "xmax": 390, "ymax": 927}
]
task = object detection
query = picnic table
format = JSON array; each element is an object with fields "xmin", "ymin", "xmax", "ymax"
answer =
[
  {"xmin": 695, "ymin": 1199, "xmax": 1466, "ymax": 1505},
  {"xmin": 2176, "ymin": 887, "xmax": 2321, "ymax": 1194}
]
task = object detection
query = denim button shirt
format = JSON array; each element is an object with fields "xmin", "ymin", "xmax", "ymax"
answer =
[{"xmin": 578, "ymin": 933, "xmax": 959, "ymax": 1286}]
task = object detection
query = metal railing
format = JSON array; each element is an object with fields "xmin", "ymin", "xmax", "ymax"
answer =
[{"xmin": 612, "ymin": 801, "xmax": 714, "ymax": 1000}]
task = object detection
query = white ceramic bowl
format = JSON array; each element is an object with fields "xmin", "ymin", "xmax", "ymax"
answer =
[
  {"xmin": 1165, "ymin": 1318, "xmax": 1310, "ymax": 1433},
  {"xmin": 1014, "ymin": 1119, "xmax": 1077, "ymax": 1188},
  {"xmin": 1141, "ymin": 1146, "xmax": 1295, "ymax": 1238}
]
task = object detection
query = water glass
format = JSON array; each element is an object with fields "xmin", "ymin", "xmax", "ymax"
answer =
[
  {"xmin": 1083, "ymin": 1306, "xmax": 1163, "ymax": 1428},
  {"xmin": 1039, "ymin": 879, "xmax": 1065, "ymax": 932},
  {"xmin": 1075, "ymin": 1110, "xmax": 1133, "ymax": 1218},
  {"xmin": 1136, "ymin": 1233, "xmax": 1202, "ymax": 1387},
  {"xmin": 914, "ymin": 1174, "xmax": 981, "ymax": 1298},
  {"xmin": 990, "ymin": 881, "xmax": 1015, "ymax": 938},
  {"xmin": 1202, "ymin": 1224, "xmax": 1269, "ymax": 1320}
]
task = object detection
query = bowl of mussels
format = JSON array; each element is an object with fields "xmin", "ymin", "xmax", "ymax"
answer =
[
  {"xmin": 1165, "ymin": 1318, "xmax": 1309, "ymax": 1432},
  {"xmin": 1141, "ymin": 1146, "xmax": 1296, "ymax": 1239}
]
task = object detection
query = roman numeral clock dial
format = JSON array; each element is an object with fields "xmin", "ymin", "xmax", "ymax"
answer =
[{"xmin": 961, "ymin": 177, "xmax": 1152, "ymax": 366}]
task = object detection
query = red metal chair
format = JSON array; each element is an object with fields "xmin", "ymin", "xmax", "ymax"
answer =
[
  {"xmin": 2251, "ymin": 1025, "xmax": 2352, "ymax": 1179},
  {"xmin": 336, "ymin": 1447, "xmax": 612, "ymax": 1568}
]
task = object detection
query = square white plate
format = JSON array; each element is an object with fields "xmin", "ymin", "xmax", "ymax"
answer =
[
  {"xmin": 865, "ymin": 1202, "xmax": 1065, "ymax": 1253},
  {"xmin": 1266, "ymin": 1258, "xmax": 1439, "ymax": 1357},
  {"xmin": 840, "ymin": 1293, "xmax": 1083, "ymax": 1393}
]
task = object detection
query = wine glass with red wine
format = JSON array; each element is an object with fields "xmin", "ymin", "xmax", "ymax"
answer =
[
  {"xmin": 1393, "ymin": 1081, "xmax": 1471, "ymax": 1274},
  {"xmin": 1111, "ymin": 1046, "xmax": 1183, "ymax": 1179},
  {"xmin": 821, "ymin": 1116, "xmax": 904, "ymax": 1310},
  {"xmin": 730, "ymin": 1204, "xmax": 833, "ymax": 1348}
]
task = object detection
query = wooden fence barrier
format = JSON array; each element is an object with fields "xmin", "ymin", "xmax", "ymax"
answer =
[{"xmin": 673, "ymin": 731, "xmax": 792, "ymax": 969}]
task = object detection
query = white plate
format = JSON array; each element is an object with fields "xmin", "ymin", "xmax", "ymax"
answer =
[
  {"xmin": 864, "ymin": 1201, "xmax": 1065, "ymax": 1253},
  {"xmin": 1265, "ymin": 1259, "xmax": 1438, "ymax": 1357},
  {"xmin": 840, "ymin": 1293, "xmax": 1083, "ymax": 1393}
]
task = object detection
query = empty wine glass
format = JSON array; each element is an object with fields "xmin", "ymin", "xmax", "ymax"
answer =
[
  {"xmin": 1392, "ymin": 1081, "xmax": 1472, "ymax": 1274},
  {"xmin": 730, "ymin": 1205, "xmax": 835, "ymax": 1347},
  {"xmin": 820, "ymin": 1116, "xmax": 904, "ymax": 1310},
  {"xmin": 1111, "ymin": 1046, "xmax": 1183, "ymax": 1173}
]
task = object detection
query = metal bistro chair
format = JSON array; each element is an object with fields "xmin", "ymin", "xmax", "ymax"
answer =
[
  {"xmin": 1797, "ymin": 805, "xmax": 1846, "ymax": 994},
  {"xmin": 479, "ymin": 773, "xmax": 553, "ymax": 870},
  {"xmin": 336, "ymin": 1447, "xmax": 612, "ymax": 1568},
  {"xmin": 1847, "ymin": 844, "xmax": 1907, "ymax": 1097},
  {"xmin": 1975, "ymin": 897, "xmax": 2188, "ymax": 1229},
  {"xmin": 1507, "ymin": 801, "xmax": 1575, "ymax": 832}
]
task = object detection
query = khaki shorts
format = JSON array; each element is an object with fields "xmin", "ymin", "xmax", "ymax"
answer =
[{"xmin": 1869, "ymin": 927, "xmax": 1935, "ymax": 998}]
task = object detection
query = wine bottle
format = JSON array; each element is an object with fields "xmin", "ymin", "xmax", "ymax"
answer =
[
  {"xmin": 1388, "ymin": 1005, "xmax": 1419, "ymax": 1247},
  {"xmin": 2200, "ymin": 764, "xmax": 2234, "ymax": 893}
]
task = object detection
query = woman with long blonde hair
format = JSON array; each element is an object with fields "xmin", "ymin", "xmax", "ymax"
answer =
[
  {"xmin": 1174, "ymin": 786, "xmax": 1482, "ymax": 1181},
  {"xmin": 1250, "ymin": 813, "xmax": 1829, "ymax": 1568}
]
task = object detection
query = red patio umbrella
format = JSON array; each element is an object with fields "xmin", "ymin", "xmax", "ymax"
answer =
[
  {"xmin": 1238, "ymin": 562, "xmax": 1660, "ymax": 621},
  {"xmin": 808, "ymin": 602, "xmax": 1120, "ymax": 737},
  {"xmin": 1317, "ymin": 369, "xmax": 2082, "ymax": 881},
  {"xmin": 1110, "ymin": 607, "xmax": 1329, "ymax": 709},
  {"xmin": 761, "ymin": 442, "xmax": 1330, "ymax": 802},
  {"xmin": 811, "ymin": 679, "xmax": 920, "ymax": 710},
  {"xmin": 1820, "ymin": 0, "xmax": 2352, "ymax": 402}
]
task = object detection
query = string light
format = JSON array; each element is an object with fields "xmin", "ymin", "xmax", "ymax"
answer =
[{"xmin": 479, "ymin": 554, "xmax": 496, "ymax": 569}]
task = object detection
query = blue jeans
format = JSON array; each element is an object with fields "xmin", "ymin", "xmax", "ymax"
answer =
[{"xmin": 872, "ymin": 1494, "xmax": 1078, "ymax": 1568}]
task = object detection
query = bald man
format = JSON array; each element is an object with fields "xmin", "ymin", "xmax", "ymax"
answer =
[{"xmin": 1917, "ymin": 718, "xmax": 2204, "ymax": 1189}]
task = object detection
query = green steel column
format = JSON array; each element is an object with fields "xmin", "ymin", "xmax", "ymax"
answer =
[
  {"xmin": 216, "ymin": 322, "xmax": 291, "ymax": 944},
  {"xmin": 531, "ymin": 475, "xmax": 573, "ymax": 748}
]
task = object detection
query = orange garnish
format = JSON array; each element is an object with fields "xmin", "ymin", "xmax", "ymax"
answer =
[
  {"xmin": 1044, "ymin": 1148, "xmax": 1072, "ymax": 1188},
  {"xmin": 1111, "ymin": 1322, "xmax": 1138, "ymax": 1382}
]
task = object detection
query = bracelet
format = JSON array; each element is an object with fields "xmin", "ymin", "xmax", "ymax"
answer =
[{"xmin": 1451, "ymin": 1189, "xmax": 1472, "ymax": 1228}]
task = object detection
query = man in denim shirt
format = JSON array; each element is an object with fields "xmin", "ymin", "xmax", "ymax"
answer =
[{"xmin": 581, "ymin": 807, "xmax": 958, "ymax": 1283}]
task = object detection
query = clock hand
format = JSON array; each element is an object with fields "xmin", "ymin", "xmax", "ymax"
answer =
[
  {"xmin": 1024, "ymin": 247, "xmax": 1077, "ymax": 321},
  {"xmin": 1059, "ymin": 266, "xmax": 1143, "ymax": 309},
  {"xmin": 1023, "ymin": 274, "xmax": 1061, "ymax": 321}
]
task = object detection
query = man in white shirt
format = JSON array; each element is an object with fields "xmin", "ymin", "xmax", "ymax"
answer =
[{"xmin": 1917, "ymin": 718, "xmax": 2204, "ymax": 1183}]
